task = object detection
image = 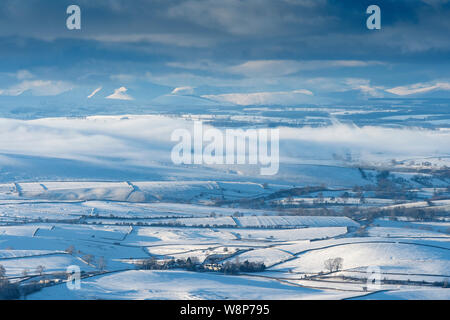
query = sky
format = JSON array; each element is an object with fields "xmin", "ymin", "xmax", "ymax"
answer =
[{"xmin": 0, "ymin": 0, "xmax": 449, "ymax": 108}]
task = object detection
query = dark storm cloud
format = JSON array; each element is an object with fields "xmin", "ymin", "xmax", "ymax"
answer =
[
  {"xmin": 0, "ymin": 0, "xmax": 449, "ymax": 99},
  {"xmin": 0, "ymin": 0, "xmax": 448, "ymax": 60}
]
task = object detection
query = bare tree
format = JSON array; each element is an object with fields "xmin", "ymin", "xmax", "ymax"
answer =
[
  {"xmin": 83, "ymin": 254, "xmax": 95, "ymax": 265},
  {"xmin": 0, "ymin": 265, "xmax": 6, "ymax": 279},
  {"xmin": 97, "ymin": 256, "xmax": 107, "ymax": 271},
  {"xmin": 65, "ymin": 245, "xmax": 75, "ymax": 255},
  {"xmin": 324, "ymin": 258, "xmax": 335, "ymax": 273},
  {"xmin": 36, "ymin": 265, "xmax": 45, "ymax": 276},
  {"xmin": 324, "ymin": 257, "xmax": 344, "ymax": 273},
  {"xmin": 333, "ymin": 257, "xmax": 343, "ymax": 272}
]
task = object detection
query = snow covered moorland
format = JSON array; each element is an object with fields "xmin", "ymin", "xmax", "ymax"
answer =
[
  {"xmin": 1, "ymin": 0, "xmax": 450, "ymax": 303},
  {"xmin": 0, "ymin": 110, "xmax": 447, "ymax": 300}
]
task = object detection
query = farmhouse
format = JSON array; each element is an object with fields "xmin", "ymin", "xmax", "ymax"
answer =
[{"xmin": 204, "ymin": 263, "xmax": 222, "ymax": 271}]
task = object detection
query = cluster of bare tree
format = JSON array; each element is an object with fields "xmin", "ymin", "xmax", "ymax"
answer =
[
  {"xmin": 139, "ymin": 256, "xmax": 201, "ymax": 271},
  {"xmin": 0, "ymin": 265, "xmax": 20, "ymax": 300},
  {"xmin": 66, "ymin": 246, "xmax": 106, "ymax": 271},
  {"xmin": 138, "ymin": 256, "xmax": 265, "ymax": 274},
  {"xmin": 324, "ymin": 258, "xmax": 344, "ymax": 273},
  {"xmin": 221, "ymin": 260, "xmax": 266, "ymax": 274}
]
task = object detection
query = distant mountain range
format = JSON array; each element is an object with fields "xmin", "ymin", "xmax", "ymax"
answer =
[{"xmin": 1, "ymin": 81, "xmax": 450, "ymax": 119}]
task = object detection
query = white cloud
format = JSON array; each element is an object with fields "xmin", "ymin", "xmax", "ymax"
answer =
[
  {"xmin": 228, "ymin": 60, "xmax": 305, "ymax": 77},
  {"xmin": 16, "ymin": 70, "xmax": 34, "ymax": 80},
  {"xmin": 106, "ymin": 87, "xmax": 134, "ymax": 100},
  {"xmin": 224, "ymin": 60, "xmax": 383, "ymax": 78},
  {"xmin": 110, "ymin": 74, "xmax": 137, "ymax": 83},
  {"xmin": 167, "ymin": 0, "xmax": 329, "ymax": 36},
  {"xmin": 202, "ymin": 89, "xmax": 314, "ymax": 106},
  {"xmin": 280, "ymin": 123, "xmax": 450, "ymax": 162},
  {"xmin": 344, "ymin": 78, "xmax": 385, "ymax": 97},
  {"xmin": 386, "ymin": 82, "xmax": 450, "ymax": 96},
  {"xmin": 87, "ymin": 86, "xmax": 103, "ymax": 99},
  {"xmin": 167, "ymin": 59, "xmax": 383, "ymax": 78},
  {"xmin": 0, "ymin": 116, "xmax": 447, "ymax": 175},
  {"xmin": 330, "ymin": 60, "xmax": 382, "ymax": 67},
  {"xmin": 91, "ymin": 33, "xmax": 214, "ymax": 48},
  {"xmin": 291, "ymin": 89, "xmax": 313, "ymax": 95},
  {"xmin": 0, "ymin": 80, "xmax": 73, "ymax": 96},
  {"xmin": 356, "ymin": 85, "xmax": 384, "ymax": 97},
  {"xmin": 303, "ymin": 78, "xmax": 385, "ymax": 97},
  {"xmin": 166, "ymin": 60, "xmax": 222, "ymax": 71},
  {"xmin": 0, "ymin": 116, "xmax": 181, "ymax": 167},
  {"xmin": 171, "ymin": 86, "xmax": 195, "ymax": 95}
]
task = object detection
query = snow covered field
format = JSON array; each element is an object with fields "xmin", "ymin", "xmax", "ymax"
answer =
[
  {"xmin": 28, "ymin": 270, "xmax": 356, "ymax": 300},
  {"xmin": 1, "ymin": 0, "xmax": 450, "ymax": 303},
  {"xmin": 0, "ymin": 188, "xmax": 448, "ymax": 300},
  {"xmin": 0, "ymin": 115, "xmax": 448, "ymax": 300}
]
